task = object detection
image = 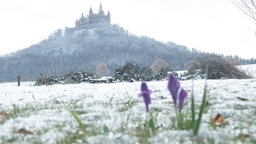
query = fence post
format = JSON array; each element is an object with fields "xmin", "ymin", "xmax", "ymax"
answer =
[{"xmin": 18, "ymin": 76, "xmax": 20, "ymax": 86}]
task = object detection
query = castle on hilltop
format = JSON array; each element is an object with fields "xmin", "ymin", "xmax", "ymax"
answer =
[{"xmin": 75, "ymin": 3, "xmax": 111, "ymax": 28}]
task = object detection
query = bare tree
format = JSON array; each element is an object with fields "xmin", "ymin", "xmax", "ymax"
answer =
[
  {"xmin": 96, "ymin": 63, "xmax": 109, "ymax": 77},
  {"xmin": 234, "ymin": 0, "xmax": 256, "ymax": 22},
  {"xmin": 151, "ymin": 58, "xmax": 170, "ymax": 73}
]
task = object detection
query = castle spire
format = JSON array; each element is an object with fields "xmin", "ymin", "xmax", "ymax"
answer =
[
  {"xmin": 99, "ymin": 3, "xmax": 102, "ymax": 12},
  {"xmin": 98, "ymin": 2, "xmax": 104, "ymax": 15},
  {"xmin": 89, "ymin": 7, "xmax": 93, "ymax": 15}
]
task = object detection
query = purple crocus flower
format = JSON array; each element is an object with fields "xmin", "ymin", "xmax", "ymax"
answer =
[
  {"xmin": 139, "ymin": 82, "xmax": 152, "ymax": 112},
  {"xmin": 167, "ymin": 74, "xmax": 180, "ymax": 106},
  {"xmin": 178, "ymin": 89, "xmax": 187, "ymax": 110},
  {"xmin": 167, "ymin": 74, "xmax": 187, "ymax": 110}
]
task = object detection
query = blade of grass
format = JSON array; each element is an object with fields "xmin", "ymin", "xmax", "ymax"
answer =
[
  {"xmin": 194, "ymin": 79, "xmax": 207, "ymax": 135},
  {"xmin": 191, "ymin": 81, "xmax": 195, "ymax": 133},
  {"xmin": 67, "ymin": 108, "xmax": 86, "ymax": 132},
  {"xmin": 146, "ymin": 112, "xmax": 156, "ymax": 137},
  {"xmin": 193, "ymin": 66, "xmax": 208, "ymax": 135},
  {"xmin": 125, "ymin": 101, "xmax": 133, "ymax": 128}
]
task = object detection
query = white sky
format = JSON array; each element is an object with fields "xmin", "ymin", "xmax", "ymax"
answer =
[{"xmin": 0, "ymin": 0, "xmax": 255, "ymax": 58}]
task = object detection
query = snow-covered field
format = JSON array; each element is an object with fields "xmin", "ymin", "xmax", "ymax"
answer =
[{"xmin": 0, "ymin": 64, "xmax": 256, "ymax": 143}]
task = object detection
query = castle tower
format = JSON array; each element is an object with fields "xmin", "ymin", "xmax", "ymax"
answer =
[
  {"xmin": 99, "ymin": 3, "xmax": 102, "ymax": 12},
  {"xmin": 107, "ymin": 11, "xmax": 111, "ymax": 23},
  {"xmin": 98, "ymin": 3, "xmax": 104, "ymax": 16},
  {"xmin": 89, "ymin": 7, "xmax": 93, "ymax": 15},
  {"xmin": 75, "ymin": 12, "xmax": 88, "ymax": 28},
  {"xmin": 81, "ymin": 13, "xmax": 84, "ymax": 19}
]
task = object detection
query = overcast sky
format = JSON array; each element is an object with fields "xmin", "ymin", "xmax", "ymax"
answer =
[{"xmin": 0, "ymin": 0, "xmax": 255, "ymax": 58}]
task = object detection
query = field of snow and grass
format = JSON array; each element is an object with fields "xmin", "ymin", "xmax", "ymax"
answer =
[{"xmin": 0, "ymin": 64, "xmax": 256, "ymax": 143}]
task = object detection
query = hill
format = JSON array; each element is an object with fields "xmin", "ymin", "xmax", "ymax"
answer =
[
  {"xmin": 0, "ymin": 4, "xmax": 255, "ymax": 82},
  {"xmin": 0, "ymin": 24, "xmax": 201, "ymax": 82}
]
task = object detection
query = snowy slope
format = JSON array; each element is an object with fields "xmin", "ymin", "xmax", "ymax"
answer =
[{"xmin": 237, "ymin": 64, "xmax": 256, "ymax": 78}]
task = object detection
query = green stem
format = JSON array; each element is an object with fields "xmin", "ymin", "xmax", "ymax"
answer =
[
  {"xmin": 191, "ymin": 81, "xmax": 196, "ymax": 134},
  {"xmin": 194, "ymin": 80, "xmax": 207, "ymax": 135},
  {"xmin": 67, "ymin": 108, "xmax": 86, "ymax": 132}
]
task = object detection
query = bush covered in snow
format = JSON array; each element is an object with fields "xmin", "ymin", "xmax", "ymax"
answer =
[
  {"xmin": 184, "ymin": 55, "xmax": 252, "ymax": 79},
  {"xmin": 34, "ymin": 61, "xmax": 179, "ymax": 85},
  {"xmin": 35, "ymin": 72, "xmax": 97, "ymax": 85},
  {"xmin": 113, "ymin": 61, "xmax": 173, "ymax": 82}
]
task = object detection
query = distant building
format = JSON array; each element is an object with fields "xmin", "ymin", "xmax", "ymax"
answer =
[{"xmin": 75, "ymin": 3, "xmax": 111, "ymax": 28}]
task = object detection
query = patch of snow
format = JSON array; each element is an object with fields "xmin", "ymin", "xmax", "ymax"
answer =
[{"xmin": 237, "ymin": 64, "xmax": 256, "ymax": 78}]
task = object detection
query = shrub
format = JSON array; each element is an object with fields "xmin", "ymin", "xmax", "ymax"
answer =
[
  {"xmin": 113, "ymin": 61, "xmax": 171, "ymax": 82},
  {"xmin": 184, "ymin": 55, "xmax": 252, "ymax": 79},
  {"xmin": 113, "ymin": 61, "xmax": 141, "ymax": 81},
  {"xmin": 139, "ymin": 67, "xmax": 154, "ymax": 81}
]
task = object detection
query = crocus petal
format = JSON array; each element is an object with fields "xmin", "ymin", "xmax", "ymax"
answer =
[
  {"xmin": 141, "ymin": 82, "xmax": 149, "ymax": 91},
  {"xmin": 178, "ymin": 89, "xmax": 187, "ymax": 110},
  {"xmin": 140, "ymin": 82, "xmax": 152, "ymax": 112},
  {"xmin": 140, "ymin": 90, "xmax": 152, "ymax": 97},
  {"xmin": 143, "ymin": 93, "xmax": 151, "ymax": 112},
  {"xmin": 167, "ymin": 74, "xmax": 180, "ymax": 105}
]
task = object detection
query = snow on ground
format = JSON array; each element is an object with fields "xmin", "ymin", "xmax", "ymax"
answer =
[
  {"xmin": 238, "ymin": 64, "xmax": 256, "ymax": 78},
  {"xmin": 0, "ymin": 64, "xmax": 256, "ymax": 143}
]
